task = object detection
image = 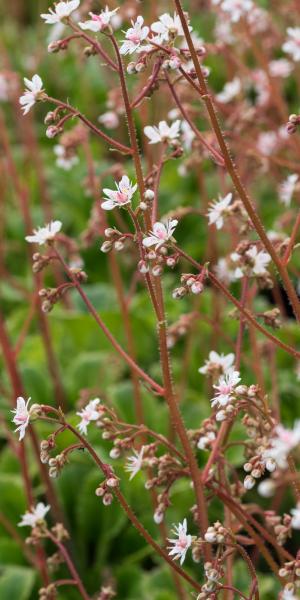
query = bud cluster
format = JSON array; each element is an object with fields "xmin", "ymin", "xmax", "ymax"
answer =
[
  {"xmin": 39, "ymin": 286, "xmax": 72, "ymax": 313},
  {"xmin": 32, "ymin": 252, "xmax": 53, "ymax": 273},
  {"xmin": 172, "ymin": 272, "xmax": 206, "ymax": 300},
  {"xmin": 95, "ymin": 475, "xmax": 119, "ymax": 506},
  {"xmin": 204, "ymin": 521, "xmax": 227, "ymax": 544},
  {"xmin": 167, "ymin": 311, "xmax": 199, "ymax": 348},
  {"xmin": 100, "ymin": 227, "xmax": 128, "ymax": 254},
  {"xmin": 196, "ymin": 561, "xmax": 223, "ymax": 598},
  {"xmin": 188, "ymin": 418, "xmax": 217, "ymax": 452},
  {"xmin": 279, "ymin": 560, "xmax": 300, "ymax": 596},
  {"xmin": 243, "ymin": 446, "xmax": 277, "ymax": 491},
  {"xmin": 286, "ymin": 113, "xmax": 300, "ymax": 135},
  {"xmin": 38, "ymin": 584, "xmax": 57, "ymax": 600},
  {"xmin": 265, "ymin": 511, "xmax": 292, "ymax": 546}
]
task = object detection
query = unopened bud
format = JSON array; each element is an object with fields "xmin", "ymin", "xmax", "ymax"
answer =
[
  {"xmin": 145, "ymin": 189, "xmax": 155, "ymax": 200},
  {"xmin": 101, "ymin": 241, "xmax": 113, "ymax": 253}
]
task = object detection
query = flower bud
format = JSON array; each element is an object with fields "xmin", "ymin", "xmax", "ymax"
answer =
[
  {"xmin": 244, "ymin": 475, "xmax": 255, "ymax": 490},
  {"xmin": 191, "ymin": 281, "xmax": 203, "ymax": 295},
  {"xmin": 101, "ymin": 241, "xmax": 113, "ymax": 253},
  {"xmin": 145, "ymin": 189, "xmax": 155, "ymax": 200},
  {"xmin": 114, "ymin": 240, "xmax": 124, "ymax": 252},
  {"xmin": 103, "ymin": 493, "xmax": 113, "ymax": 506},
  {"xmin": 138, "ymin": 260, "xmax": 149, "ymax": 274},
  {"xmin": 127, "ymin": 62, "xmax": 136, "ymax": 75},
  {"xmin": 139, "ymin": 201, "xmax": 148, "ymax": 211}
]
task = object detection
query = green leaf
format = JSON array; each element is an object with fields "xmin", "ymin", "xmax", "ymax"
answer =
[{"xmin": 0, "ymin": 566, "xmax": 35, "ymax": 600}]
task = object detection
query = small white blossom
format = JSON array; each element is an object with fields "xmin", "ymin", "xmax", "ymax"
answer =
[
  {"xmin": 199, "ymin": 351, "xmax": 235, "ymax": 376},
  {"xmin": 211, "ymin": 368, "xmax": 241, "ymax": 408},
  {"xmin": 220, "ymin": 0, "xmax": 253, "ymax": 23},
  {"xmin": 281, "ymin": 587, "xmax": 298, "ymax": 600},
  {"xmin": 120, "ymin": 16, "xmax": 149, "ymax": 55},
  {"xmin": 101, "ymin": 175, "xmax": 137, "ymax": 210},
  {"xmin": 207, "ymin": 193, "xmax": 233, "ymax": 230},
  {"xmin": 245, "ymin": 246, "xmax": 271, "ymax": 276},
  {"xmin": 125, "ymin": 446, "xmax": 145, "ymax": 480},
  {"xmin": 256, "ymin": 131, "xmax": 278, "ymax": 156},
  {"xmin": 18, "ymin": 503, "xmax": 50, "ymax": 527},
  {"xmin": 266, "ymin": 422, "xmax": 300, "ymax": 469},
  {"xmin": 54, "ymin": 145, "xmax": 79, "ymax": 170},
  {"xmin": 167, "ymin": 519, "xmax": 192, "ymax": 565},
  {"xmin": 19, "ymin": 75, "xmax": 44, "ymax": 115},
  {"xmin": 291, "ymin": 503, "xmax": 300, "ymax": 529},
  {"xmin": 41, "ymin": 1, "xmax": 80, "ymax": 24},
  {"xmin": 11, "ymin": 397, "xmax": 31, "ymax": 441},
  {"xmin": 76, "ymin": 398, "xmax": 100, "ymax": 435},
  {"xmin": 269, "ymin": 59, "xmax": 293, "ymax": 78},
  {"xmin": 216, "ymin": 77, "xmax": 241, "ymax": 103},
  {"xmin": 279, "ymin": 174, "xmax": 298, "ymax": 207},
  {"xmin": 282, "ymin": 28, "xmax": 300, "ymax": 62},
  {"xmin": 143, "ymin": 219, "xmax": 178, "ymax": 250},
  {"xmin": 151, "ymin": 12, "xmax": 191, "ymax": 43},
  {"xmin": 214, "ymin": 258, "xmax": 237, "ymax": 284},
  {"xmin": 144, "ymin": 120, "xmax": 181, "ymax": 145},
  {"xmin": 79, "ymin": 7, "xmax": 118, "ymax": 32},
  {"xmin": 181, "ymin": 120, "xmax": 195, "ymax": 151},
  {"xmin": 25, "ymin": 220, "xmax": 62, "ymax": 245},
  {"xmin": 98, "ymin": 111, "xmax": 119, "ymax": 129}
]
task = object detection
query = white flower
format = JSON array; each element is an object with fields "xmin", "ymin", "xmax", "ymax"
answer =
[
  {"xmin": 245, "ymin": 246, "xmax": 271, "ymax": 276},
  {"xmin": 257, "ymin": 479, "xmax": 276, "ymax": 498},
  {"xmin": 197, "ymin": 431, "xmax": 216, "ymax": 450},
  {"xmin": 18, "ymin": 503, "xmax": 50, "ymax": 527},
  {"xmin": 211, "ymin": 368, "xmax": 241, "ymax": 408},
  {"xmin": 291, "ymin": 504, "xmax": 300, "ymax": 529},
  {"xmin": 125, "ymin": 446, "xmax": 145, "ymax": 480},
  {"xmin": 76, "ymin": 398, "xmax": 100, "ymax": 435},
  {"xmin": 199, "ymin": 351, "xmax": 235, "ymax": 376},
  {"xmin": 266, "ymin": 422, "xmax": 300, "ymax": 469},
  {"xmin": 54, "ymin": 145, "xmax": 79, "ymax": 171},
  {"xmin": 216, "ymin": 77, "xmax": 241, "ymax": 103},
  {"xmin": 79, "ymin": 7, "xmax": 118, "ymax": 32},
  {"xmin": 181, "ymin": 120, "xmax": 195, "ymax": 151},
  {"xmin": 41, "ymin": 1, "xmax": 80, "ymax": 24},
  {"xmin": 220, "ymin": 0, "xmax": 253, "ymax": 23},
  {"xmin": 101, "ymin": 175, "xmax": 137, "ymax": 210},
  {"xmin": 11, "ymin": 397, "xmax": 31, "ymax": 441},
  {"xmin": 269, "ymin": 59, "xmax": 293, "ymax": 78},
  {"xmin": 282, "ymin": 587, "xmax": 298, "ymax": 600},
  {"xmin": 98, "ymin": 111, "xmax": 119, "ymax": 129},
  {"xmin": 167, "ymin": 519, "xmax": 192, "ymax": 565},
  {"xmin": 207, "ymin": 193, "xmax": 233, "ymax": 229},
  {"xmin": 151, "ymin": 12, "xmax": 191, "ymax": 43},
  {"xmin": 120, "ymin": 16, "xmax": 149, "ymax": 55},
  {"xmin": 25, "ymin": 220, "xmax": 62, "ymax": 245},
  {"xmin": 144, "ymin": 120, "xmax": 181, "ymax": 145},
  {"xmin": 19, "ymin": 75, "xmax": 44, "ymax": 115},
  {"xmin": 256, "ymin": 131, "xmax": 278, "ymax": 156},
  {"xmin": 279, "ymin": 174, "xmax": 298, "ymax": 207},
  {"xmin": 214, "ymin": 258, "xmax": 237, "ymax": 284},
  {"xmin": 282, "ymin": 28, "xmax": 300, "ymax": 62},
  {"xmin": 143, "ymin": 219, "xmax": 178, "ymax": 250}
]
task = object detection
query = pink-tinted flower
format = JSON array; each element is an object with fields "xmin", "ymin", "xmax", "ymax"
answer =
[
  {"xmin": 18, "ymin": 503, "xmax": 50, "ymax": 527},
  {"xmin": 11, "ymin": 397, "xmax": 31, "ymax": 441},
  {"xmin": 125, "ymin": 446, "xmax": 145, "ymax": 480},
  {"xmin": 120, "ymin": 16, "xmax": 149, "ymax": 55},
  {"xmin": 266, "ymin": 422, "xmax": 300, "ymax": 469},
  {"xmin": 211, "ymin": 369, "xmax": 241, "ymax": 408},
  {"xmin": 76, "ymin": 398, "xmax": 101, "ymax": 435},
  {"xmin": 98, "ymin": 111, "xmax": 119, "ymax": 129},
  {"xmin": 168, "ymin": 518, "xmax": 192, "ymax": 565},
  {"xmin": 101, "ymin": 175, "xmax": 137, "ymax": 210},
  {"xmin": 143, "ymin": 219, "xmax": 178, "ymax": 250},
  {"xmin": 245, "ymin": 246, "xmax": 271, "ymax": 276},
  {"xmin": 79, "ymin": 7, "xmax": 119, "ymax": 32},
  {"xmin": 269, "ymin": 59, "xmax": 293, "ymax": 78}
]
